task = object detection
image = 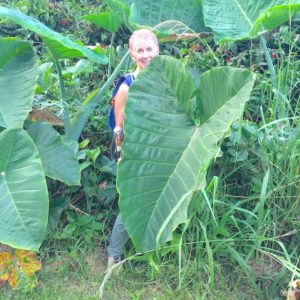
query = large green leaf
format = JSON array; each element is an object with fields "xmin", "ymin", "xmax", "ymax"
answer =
[
  {"xmin": 202, "ymin": 0, "xmax": 300, "ymax": 43},
  {"xmin": 104, "ymin": 0, "xmax": 133, "ymax": 30},
  {"xmin": 81, "ymin": 11, "xmax": 122, "ymax": 33},
  {"xmin": 105, "ymin": 0, "xmax": 206, "ymax": 34},
  {"xmin": 0, "ymin": 38, "xmax": 37, "ymax": 128},
  {"xmin": 27, "ymin": 122, "xmax": 81, "ymax": 186},
  {"xmin": 0, "ymin": 6, "xmax": 107, "ymax": 63},
  {"xmin": 118, "ymin": 56, "xmax": 255, "ymax": 251},
  {"xmin": 0, "ymin": 128, "xmax": 48, "ymax": 250}
]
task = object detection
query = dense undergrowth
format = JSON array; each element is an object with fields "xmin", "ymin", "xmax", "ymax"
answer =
[{"xmin": 0, "ymin": 0, "xmax": 299, "ymax": 299}]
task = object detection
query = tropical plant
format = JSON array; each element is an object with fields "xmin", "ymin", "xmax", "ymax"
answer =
[
  {"xmin": 202, "ymin": 0, "xmax": 300, "ymax": 117},
  {"xmin": 104, "ymin": 0, "xmax": 206, "ymax": 34},
  {"xmin": 202, "ymin": 0, "xmax": 300, "ymax": 44},
  {"xmin": 0, "ymin": 37, "xmax": 80, "ymax": 251},
  {"xmin": 71, "ymin": 0, "xmax": 209, "ymax": 141},
  {"xmin": 0, "ymin": 6, "xmax": 110, "ymax": 140},
  {"xmin": 117, "ymin": 55, "xmax": 256, "ymax": 251}
]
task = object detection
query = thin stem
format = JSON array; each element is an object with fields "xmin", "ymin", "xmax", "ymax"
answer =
[
  {"xmin": 199, "ymin": 37, "xmax": 220, "ymax": 66},
  {"xmin": 51, "ymin": 53, "xmax": 71, "ymax": 135},
  {"xmin": 107, "ymin": 32, "xmax": 115, "ymax": 78},
  {"xmin": 70, "ymin": 51, "xmax": 131, "ymax": 141}
]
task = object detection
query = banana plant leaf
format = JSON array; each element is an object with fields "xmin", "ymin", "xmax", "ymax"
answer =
[
  {"xmin": 105, "ymin": 0, "xmax": 206, "ymax": 35},
  {"xmin": 0, "ymin": 128, "xmax": 49, "ymax": 251},
  {"xmin": 27, "ymin": 121, "xmax": 81, "ymax": 186},
  {"xmin": 0, "ymin": 38, "xmax": 38, "ymax": 129},
  {"xmin": 118, "ymin": 56, "xmax": 256, "ymax": 251},
  {"xmin": 0, "ymin": 6, "xmax": 107, "ymax": 64},
  {"xmin": 202, "ymin": 0, "xmax": 300, "ymax": 44}
]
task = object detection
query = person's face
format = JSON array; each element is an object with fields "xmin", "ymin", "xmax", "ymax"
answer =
[{"xmin": 130, "ymin": 37, "xmax": 159, "ymax": 71}]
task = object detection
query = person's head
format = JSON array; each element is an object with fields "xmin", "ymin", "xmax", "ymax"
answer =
[{"xmin": 129, "ymin": 29, "xmax": 159, "ymax": 73}]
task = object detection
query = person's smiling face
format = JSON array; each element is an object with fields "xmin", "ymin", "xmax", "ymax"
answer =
[{"xmin": 130, "ymin": 37, "xmax": 159, "ymax": 71}]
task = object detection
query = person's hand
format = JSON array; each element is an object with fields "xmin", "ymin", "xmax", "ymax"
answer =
[
  {"xmin": 116, "ymin": 146, "xmax": 122, "ymax": 162},
  {"xmin": 114, "ymin": 126, "xmax": 123, "ymax": 147}
]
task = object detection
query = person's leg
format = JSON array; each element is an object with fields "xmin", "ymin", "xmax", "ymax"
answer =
[{"xmin": 107, "ymin": 213, "xmax": 129, "ymax": 262}]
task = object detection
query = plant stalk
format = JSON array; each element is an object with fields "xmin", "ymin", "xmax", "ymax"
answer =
[
  {"xmin": 107, "ymin": 32, "xmax": 115, "ymax": 78},
  {"xmin": 51, "ymin": 52, "xmax": 71, "ymax": 135},
  {"xmin": 70, "ymin": 51, "xmax": 131, "ymax": 141}
]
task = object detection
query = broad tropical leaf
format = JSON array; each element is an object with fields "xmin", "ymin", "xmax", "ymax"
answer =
[
  {"xmin": 118, "ymin": 56, "xmax": 255, "ymax": 251},
  {"xmin": 27, "ymin": 122, "xmax": 81, "ymax": 186},
  {"xmin": 105, "ymin": 0, "xmax": 206, "ymax": 35},
  {"xmin": 104, "ymin": 0, "xmax": 136, "ymax": 31},
  {"xmin": 81, "ymin": 11, "xmax": 122, "ymax": 32},
  {"xmin": 63, "ymin": 59, "xmax": 93, "ymax": 75},
  {"xmin": 202, "ymin": 0, "xmax": 300, "ymax": 43},
  {"xmin": 0, "ymin": 128, "xmax": 48, "ymax": 251},
  {"xmin": 0, "ymin": 38, "xmax": 37, "ymax": 128},
  {"xmin": 0, "ymin": 6, "xmax": 107, "ymax": 64}
]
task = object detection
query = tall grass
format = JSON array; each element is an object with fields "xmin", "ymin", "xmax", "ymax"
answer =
[{"xmin": 162, "ymin": 20, "xmax": 300, "ymax": 299}]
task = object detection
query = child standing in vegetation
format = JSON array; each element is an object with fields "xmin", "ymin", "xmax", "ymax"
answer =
[{"xmin": 107, "ymin": 29, "xmax": 159, "ymax": 267}]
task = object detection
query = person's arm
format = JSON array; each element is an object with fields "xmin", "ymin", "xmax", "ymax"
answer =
[{"xmin": 113, "ymin": 83, "xmax": 129, "ymax": 150}]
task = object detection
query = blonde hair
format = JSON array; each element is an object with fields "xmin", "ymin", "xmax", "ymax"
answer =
[{"xmin": 129, "ymin": 29, "xmax": 159, "ymax": 50}]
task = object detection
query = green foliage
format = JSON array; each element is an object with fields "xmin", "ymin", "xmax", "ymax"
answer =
[
  {"xmin": 0, "ymin": 6, "xmax": 108, "ymax": 63},
  {"xmin": 0, "ymin": 128, "xmax": 49, "ymax": 250},
  {"xmin": 47, "ymin": 197, "xmax": 70, "ymax": 234},
  {"xmin": 0, "ymin": 38, "xmax": 81, "ymax": 251},
  {"xmin": 1, "ymin": 0, "xmax": 299, "ymax": 296},
  {"xmin": 27, "ymin": 122, "xmax": 81, "ymax": 186},
  {"xmin": 105, "ymin": 0, "xmax": 206, "ymax": 36},
  {"xmin": 64, "ymin": 213, "xmax": 104, "ymax": 238},
  {"xmin": 202, "ymin": 0, "xmax": 300, "ymax": 44},
  {"xmin": 69, "ymin": 51, "xmax": 131, "ymax": 141},
  {"xmin": 81, "ymin": 11, "xmax": 122, "ymax": 33},
  {"xmin": 118, "ymin": 56, "xmax": 255, "ymax": 251},
  {"xmin": 0, "ymin": 38, "xmax": 38, "ymax": 128}
]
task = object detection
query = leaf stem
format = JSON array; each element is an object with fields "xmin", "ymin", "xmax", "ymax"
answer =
[
  {"xmin": 51, "ymin": 52, "xmax": 71, "ymax": 135},
  {"xmin": 69, "ymin": 51, "xmax": 131, "ymax": 141},
  {"xmin": 108, "ymin": 32, "xmax": 115, "ymax": 78}
]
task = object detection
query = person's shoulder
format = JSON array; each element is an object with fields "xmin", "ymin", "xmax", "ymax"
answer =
[
  {"xmin": 114, "ymin": 83, "xmax": 129, "ymax": 99},
  {"xmin": 118, "ymin": 83, "xmax": 130, "ymax": 92},
  {"xmin": 123, "ymin": 73, "xmax": 135, "ymax": 85}
]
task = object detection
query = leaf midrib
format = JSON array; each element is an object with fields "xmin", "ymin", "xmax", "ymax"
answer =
[
  {"xmin": 1, "ymin": 171, "xmax": 35, "ymax": 246},
  {"xmin": 233, "ymin": 0, "xmax": 254, "ymax": 27},
  {"xmin": 142, "ymin": 72, "xmax": 255, "ymax": 247},
  {"xmin": 143, "ymin": 127, "xmax": 197, "ymax": 245}
]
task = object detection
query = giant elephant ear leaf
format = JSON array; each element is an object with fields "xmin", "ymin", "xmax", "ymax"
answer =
[
  {"xmin": 0, "ymin": 38, "xmax": 38, "ymax": 128},
  {"xmin": 0, "ymin": 6, "xmax": 107, "ymax": 63},
  {"xmin": 81, "ymin": 10, "xmax": 122, "ymax": 33},
  {"xmin": 105, "ymin": 0, "xmax": 206, "ymax": 37},
  {"xmin": 202, "ymin": 0, "xmax": 300, "ymax": 44},
  {"xmin": 27, "ymin": 121, "xmax": 81, "ymax": 186},
  {"xmin": 0, "ymin": 128, "xmax": 48, "ymax": 251},
  {"xmin": 118, "ymin": 56, "xmax": 255, "ymax": 252},
  {"xmin": 129, "ymin": 0, "xmax": 206, "ymax": 32}
]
